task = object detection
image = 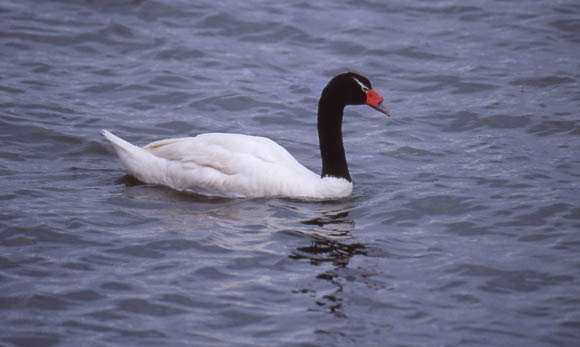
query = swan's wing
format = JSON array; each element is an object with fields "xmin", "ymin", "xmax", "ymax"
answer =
[{"xmin": 144, "ymin": 133, "xmax": 311, "ymax": 176}]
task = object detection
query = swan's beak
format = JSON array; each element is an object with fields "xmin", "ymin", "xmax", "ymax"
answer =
[{"xmin": 366, "ymin": 89, "xmax": 391, "ymax": 117}]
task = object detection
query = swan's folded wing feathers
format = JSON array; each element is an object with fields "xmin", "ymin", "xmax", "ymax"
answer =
[
  {"xmin": 145, "ymin": 133, "xmax": 295, "ymax": 172},
  {"xmin": 144, "ymin": 137, "xmax": 197, "ymax": 160},
  {"xmin": 140, "ymin": 133, "xmax": 320, "ymax": 196},
  {"xmin": 144, "ymin": 137, "xmax": 192, "ymax": 149},
  {"xmin": 180, "ymin": 150, "xmax": 240, "ymax": 176}
]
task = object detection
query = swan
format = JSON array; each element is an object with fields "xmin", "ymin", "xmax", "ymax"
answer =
[{"xmin": 102, "ymin": 72, "xmax": 390, "ymax": 199}]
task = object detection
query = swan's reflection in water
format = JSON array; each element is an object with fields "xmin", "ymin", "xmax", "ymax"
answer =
[
  {"xmin": 290, "ymin": 208, "xmax": 366, "ymax": 267},
  {"xmin": 290, "ymin": 241, "xmax": 366, "ymax": 267},
  {"xmin": 111, "ymin": 182, "xmax": 376, "ymax": 319},
  {"xmin": 114, "ymin": 179, "xmax": 366, "ymax": 268},
  {"xmin": 286, "ymin": 204, "xmax": 373, "ymax": 320},
  {"xmin": 286, "ymin": 203, "xmax": 390, "ymax": 320}
]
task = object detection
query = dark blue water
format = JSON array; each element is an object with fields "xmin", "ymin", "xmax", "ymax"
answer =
[{"xmin": 1, "ymin": 0, "xmax": 579, "ymax": 346}]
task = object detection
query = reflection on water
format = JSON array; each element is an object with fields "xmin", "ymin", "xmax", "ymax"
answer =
[
  {"xmin": 301, "ymin": 210, "xmax": 354, "ymax": 238},
  {"xmin": 292, "ymin": 208, "xmax": 365, "ymax": 266},
  {"xmin": 290, "ymin": 240, "xmax": 366, "ymax": 267}
]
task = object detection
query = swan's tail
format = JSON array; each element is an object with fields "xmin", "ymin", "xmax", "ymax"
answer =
[
  {"xmin": 101, "ymin": 129, "xmax": 166, "ymax": 184},
  {"xmin": 101, "ymin": 129, "xmax": 141, "ymax": 153}
]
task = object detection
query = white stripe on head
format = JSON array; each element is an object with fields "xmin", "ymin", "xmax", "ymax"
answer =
[{"xmin": 352, "ymin": 77, "xmax": 369, "ymax": 92}]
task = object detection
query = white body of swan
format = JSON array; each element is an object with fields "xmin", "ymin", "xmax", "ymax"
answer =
[{"xmin": 102, "ymin": 130, "xmax": 352, "ymax": 199}]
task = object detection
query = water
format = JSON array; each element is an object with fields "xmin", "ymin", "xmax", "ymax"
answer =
[{"xmin": 1, "ymin": 0, "xmax": 579, "ymax": 346}]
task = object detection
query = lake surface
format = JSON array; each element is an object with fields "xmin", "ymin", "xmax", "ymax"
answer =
[{"xmin": 1, "ymin": 0, "xmax": 579, "ymax": 346}]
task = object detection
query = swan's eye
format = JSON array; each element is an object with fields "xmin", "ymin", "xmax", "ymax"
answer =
[{"xmin": 352, "ymin": 77, "xmax": 369, "ymax": 93}]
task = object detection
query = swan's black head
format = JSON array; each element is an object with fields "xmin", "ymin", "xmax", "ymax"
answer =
[{"xmin": 320, "ymin": 72, "xmax": 390, "ymax": 116}]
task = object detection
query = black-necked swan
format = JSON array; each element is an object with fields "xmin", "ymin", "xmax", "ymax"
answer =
[{"xmin": 102, "ymin": 72, "xmax": 390, "ymax": 199}]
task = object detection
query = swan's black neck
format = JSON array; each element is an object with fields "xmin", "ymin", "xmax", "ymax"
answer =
[{"xmin": 318, "ymin": 93, "xmax": 351, "ymax": 182}]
